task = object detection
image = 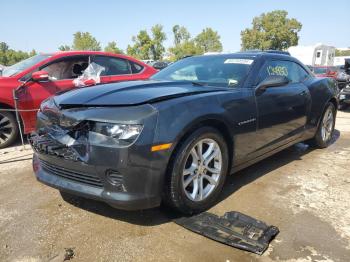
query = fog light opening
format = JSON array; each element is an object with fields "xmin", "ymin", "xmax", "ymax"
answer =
[{"xmin": 105, "ymin": 170, "xmax": 125, "ymax": 191}]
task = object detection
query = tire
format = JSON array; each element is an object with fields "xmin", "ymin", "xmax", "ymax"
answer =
[
  {"xmin": 164, "ymin": 127, "xmax": 229, "ymax": 214},
  {"xmin": 310, "ymin": 103, "xmax": 336, "ymax": 148},
  {"xmin": 0, "ymin": 111, "xmax": 19, "ymax": 149}
]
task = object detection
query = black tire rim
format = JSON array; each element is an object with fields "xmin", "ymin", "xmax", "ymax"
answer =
[{"xmin": 0, "ymin": 113, "xmax": 14, "ymax": 145}]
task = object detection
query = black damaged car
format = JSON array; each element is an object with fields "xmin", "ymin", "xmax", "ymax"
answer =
[{"xmin": 30, "ymin": 52, "xmax": 338, "ymax": 214}]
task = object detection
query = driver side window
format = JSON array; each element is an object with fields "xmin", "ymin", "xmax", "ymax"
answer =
[
  {"xmin": 40, "ymin": 56, "xmax": 89, "ymax": 81},
  {"xmin": 258, "ymin": 60, "xmax": 308, "ymax": 85}
]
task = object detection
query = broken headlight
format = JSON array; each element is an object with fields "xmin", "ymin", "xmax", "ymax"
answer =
[{"xmin": 90, "ymin": 122, "xmax": 143, "ymax": 147}]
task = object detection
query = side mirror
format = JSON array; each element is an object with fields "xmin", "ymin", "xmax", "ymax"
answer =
[
  {"xmin": 32, "ymin": 70, "xmax": 49, "ymax": 82},
  {"xmin": 257, "ymin": 75, "xmax": 290, "ymax": 92}
]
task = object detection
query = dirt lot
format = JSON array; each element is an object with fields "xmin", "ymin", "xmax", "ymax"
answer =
[{"xmin": 1, "ymin": 110, "xmax": 350, "ymax": 262}]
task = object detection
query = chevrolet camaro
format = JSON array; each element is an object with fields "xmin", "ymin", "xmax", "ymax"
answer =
[{"xmin": 30, "ymin": 52, "xmax": 338, "ymax": 214}]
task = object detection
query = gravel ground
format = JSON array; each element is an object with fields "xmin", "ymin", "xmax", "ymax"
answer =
[{"xmin": 0, "ymin": 110, "xmax": 350, "ymax": 262}]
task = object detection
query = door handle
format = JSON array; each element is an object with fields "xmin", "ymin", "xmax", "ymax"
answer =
[{"xmin": 299, "ymin": 91, "xmax": 307, "ymax": 96}]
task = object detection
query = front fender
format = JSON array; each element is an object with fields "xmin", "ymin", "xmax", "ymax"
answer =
[{"xmin": 153, "ymin": 92, "xmax": 232, "ymax": 147}]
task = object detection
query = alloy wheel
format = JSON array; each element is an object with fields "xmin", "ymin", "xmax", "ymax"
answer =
[
  {"xmin": 182, "ymin": 138, "xmax": 222, "ymax": 202},
  {"xmin": 321, "ymin": 106, "xmax": 334, "ymax": 143},
  {"xmin": 0, "ymin": 113, "xmax": 14, "ymax": 145}
]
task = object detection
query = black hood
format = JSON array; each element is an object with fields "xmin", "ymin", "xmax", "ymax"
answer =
[{"xmin": 54, "ymin": 80, "xmax": 226, "ymax": 108}]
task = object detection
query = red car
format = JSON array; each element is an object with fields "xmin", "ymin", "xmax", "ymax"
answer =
[
  {"xmin": 313, "ymin": 66, "xmax": 338, "ymax": 78},
  {"xmin": 0, "ymin": 51, "xmax": 157, "ymax": 148}
]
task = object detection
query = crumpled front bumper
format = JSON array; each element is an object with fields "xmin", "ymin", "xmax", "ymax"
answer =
[
  {"xmin": 32, "ymin": 153, "xmax": 161, "ymax": 210},
  {"xmin": 29, "ymin": 104, "xmax": 171, "ymax": 210}
]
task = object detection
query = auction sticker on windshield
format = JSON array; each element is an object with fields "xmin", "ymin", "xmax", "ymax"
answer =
[{"xmin": 224, "ymin": 59, "xmax": 254, "ymax": 65}]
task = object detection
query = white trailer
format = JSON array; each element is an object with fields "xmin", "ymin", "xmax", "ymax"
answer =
[
  {"xmin": 288, "ymin": 44, "xmax": 335, "ymax": 66},
  {"xmin": 334, "ymin": 56, "xmax": 350, "ymax": 66}
]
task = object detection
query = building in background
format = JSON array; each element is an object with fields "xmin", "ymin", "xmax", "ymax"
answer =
[{"xmin": 288, "ymin": 44, "xmax": 335, "ymax": 66}]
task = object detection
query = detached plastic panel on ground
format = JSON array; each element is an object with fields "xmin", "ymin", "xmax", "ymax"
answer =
[{"xmin": 175, "ymin": 211, "xmax": 279, "ymax": 255}]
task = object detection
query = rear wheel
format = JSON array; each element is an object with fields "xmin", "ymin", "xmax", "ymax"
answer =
[
  {"xmin": 164, "ymin": 127, "xmax": 229, "ymax": 214},
  {"xmin": 310, "ymin": 103, "xmax": 336, "ymax": 148},
  {"xmin": 0, "ymin": 112, "xmax": 19, "ymax": 149}
]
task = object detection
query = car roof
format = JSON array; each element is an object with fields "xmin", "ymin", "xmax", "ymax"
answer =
[
  {"xmin": 193, "ymin": 51, "xmax": 294, "ymax": 62},
  {"xmin": 50, "ymin": 51, "xmax": 119, "ymax": 56},
  {"xmin": 11, "ymin": 51, "xmax": 152, "ymax": 79},
  {"xmin": 46, "ymin": 51, "xmax": 143, "ymax": 62},
  {"xmin": 236, "ymin": 50, "xmax": 291, "ymax": 56}
]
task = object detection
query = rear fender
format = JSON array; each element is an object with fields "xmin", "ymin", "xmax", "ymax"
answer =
[{"xmin": 305, "ymin": 77, "xmax": 338, "ymax": 129}]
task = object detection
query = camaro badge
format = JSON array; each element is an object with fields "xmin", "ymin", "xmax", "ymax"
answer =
[{"xmin": 238, "ymin": 118, "xmax": 256, "ymax": 126}]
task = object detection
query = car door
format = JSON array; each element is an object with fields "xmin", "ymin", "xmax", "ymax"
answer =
[
  {"xmin": 17, "ymin": 55, "xmax": 89, "ymax": 128},
  {"xmin": 91, "ymin": 55, "xmax": 146, "ymax": 83},
  {"xmin": 254, "ymin": 59, "xmax": 311, "ymax": 155}
]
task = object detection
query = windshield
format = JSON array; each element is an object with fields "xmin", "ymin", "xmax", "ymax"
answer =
[
  {"xmin": 1, "ymin": 54, "xmax": 51, "ymax": 77},
  {"xmin": 313, "ymin": 67, "xmax": 328, "ymax": 74},
  {"xmin": 151, "ymin": 56, "xmax": 254, "ymax": 87}
]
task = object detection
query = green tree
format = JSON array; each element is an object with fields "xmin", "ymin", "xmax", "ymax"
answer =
[
  {"xmin": 104, "ymin": 41, "xmax": 123, "ymax": 54},
  {"xmin": 335, "ymin": 49, "xmax": 350, "ymax": 56},
  {"xmin": 168, "ymin": 40, "xmax": 202, "ymax": 61},
  {"xmin": 29, "ymin": 49, "xmax": 37, "ymax": 56},
  {"xmin": 173, "ymin": 25, "xmax": 191, "ymax": 45},
  {"xmin": 195, "ymin": 28, "xmax": 223, "ymax": 53},
  {"xmin": 127, "ymin": 24, "xmax": 166, "ymax": 60},
  {"xmin": 241, "ymin": 10, "xmax": 302, "ymax": 50},
  {"xmin": 168, "ymin": 25, "xmax": 203, "ymax": 61},
  {"xmin": 58, "ymin": 45, "xmax": 71, "ymax": 51},
  {"xmin": 0, "ymin": 42, "xmax": 36, "ymax": 66},
  {"xmin": 150, "ymin": 24, "xmax": 167, "ymax": 60},
  {"xmin": 0, "ymin": 42, "xmax": 9, "ymax": 53},
  {"xmin": 127, "ymin": 30, "xmax": 152, "ymax": 59},
  {"xmin": 72, "ymin": 32, "xmax": 101, "ymax": 51},
  {"xmin": 0, "ymin": 42, "xmax": 10, "ymax": 65},
  {"xmin": 4, "ymin": 50, "xmax": 30, "ymax": 65}
]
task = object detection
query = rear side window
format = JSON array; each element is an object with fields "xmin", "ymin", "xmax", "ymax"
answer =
[
  {"xmin": 130, "ymin": 62, "xmax": 144, "ymax": 73},
  {"xmin": 258, "ymin": 60, "xmax": 310, "ymax": 84},
  {"xmin": 92, "ymin": 56, "xmax": 131, "ymax": 76}
]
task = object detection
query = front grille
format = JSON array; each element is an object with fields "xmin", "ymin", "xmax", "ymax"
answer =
[
  {"xmin": 40, "ymin": 160, "xmax": 103, "ymax": 188},
  {"xmin": 29, "ymin": 134, "xmax": 84, "ymax": 162}
]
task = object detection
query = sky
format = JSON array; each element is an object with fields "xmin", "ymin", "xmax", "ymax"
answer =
[{"xmin": 1, "ymin": 0, "xmax": 349, "ymax": 53}]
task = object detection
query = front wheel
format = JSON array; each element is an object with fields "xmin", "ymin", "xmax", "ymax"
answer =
[
  {"xmin": 164, "ymin": 127, "xmax": 229, "ymax": 214},
  {"xmin": 310, "ymin": 103, "xmax": 336, "ymax": 148},
  {"xmin": 0, "ymin": 112, "xmax": 19, "ymax": 149}
]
